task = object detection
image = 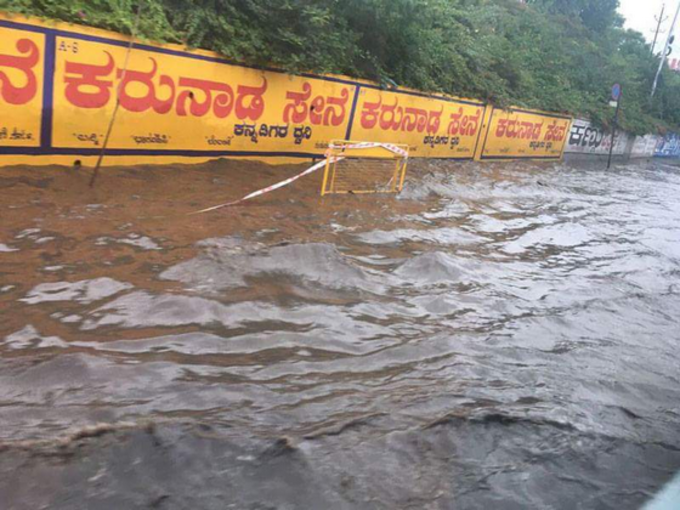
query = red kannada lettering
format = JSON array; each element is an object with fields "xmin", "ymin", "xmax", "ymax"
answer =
[
  {"xmin": 117, "ymin": 58, "xmax": 175, "ymax": 114},
  {"xmin": 544, "ymin": 121, "xmax": 567, "ymax": 142},
  {"xmin": 283, "ymin": 83, "xmax": 312, "ymax": 124},
  {"xmin": 402, "ymin": 107, "xmax": 428, "ymax": 132},
  {"xmin": 64, "ymin": 52, "xmax": 115, "ymax": 108},
  {"xmin": 360, "ymin": 98, "xmax": 382, "ymax": 129},
  {"xmin": 282, "ymin": 82, "xmax": 350, "ymax": 126},
  {"xmin": 496, "ymin": 118, "xmax": 543, "ymax": 140},
  {"xmin": 447, "ymin": 107, "xmax": 482, "ymax": 136},
  {"xmin": 0, "ymin": 38, "xmax": 40, "ymax": 105},
  {"xmin": 176, "ymin": 77, "xmax": 234, "ymax": 118},
  {"xmin": 63, "ymin": 52, "xmax": 267, "ymax": 120},
  {"xmin": 235, "ymin": 78, "xmax": 268, "ymax": 121},
  {"xmin": 360, "ymin": 97, "xmax": 442, "ymax": 134}
]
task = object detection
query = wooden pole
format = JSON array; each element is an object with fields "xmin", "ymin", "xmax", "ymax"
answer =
[{"xmin": 89, "ymin": 3, "xmax": 144, "ymax": 188}]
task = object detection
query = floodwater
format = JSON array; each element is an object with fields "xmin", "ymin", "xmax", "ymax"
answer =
[{"xmin": 0, "ymin": 158, "xmax": 679, "ymax": 509}]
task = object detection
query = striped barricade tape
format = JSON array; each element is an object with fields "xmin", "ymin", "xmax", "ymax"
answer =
[
  {"xmin": 191, "ymin": 156, "xmax": 344, "ymax": 214},
  {"xmin": 191, "ymin": 142, "xmax": 409, "ymax": 215}
]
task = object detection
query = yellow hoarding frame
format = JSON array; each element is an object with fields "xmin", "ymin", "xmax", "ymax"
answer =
[{"xmin": 321, "ymin": 140, "xmax": 409, "ymax": 196}]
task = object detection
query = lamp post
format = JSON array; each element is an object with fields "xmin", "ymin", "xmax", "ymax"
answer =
[
  {"xmin": 607, "ymin": 84, "xmax": 622, "ymax": 170},
  {"xmin": 651, "ymin": 3, "xmax": 667, "ymax": 56},
  {"xmin": 651, "ymin": 0, "xmax": 680, "ymax": 98}
]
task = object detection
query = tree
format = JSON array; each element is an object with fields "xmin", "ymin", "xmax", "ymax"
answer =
[
  {"xmin": 1, "ymin": 0, "xmax": 675, "ymax": 134},
  {"xmin": 526, "ymin": 0, "xmax": 622, "ymax": 32}
]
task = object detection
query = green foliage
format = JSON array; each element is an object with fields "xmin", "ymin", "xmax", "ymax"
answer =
[
  {"xmin": 1, "ymin": 0, "xmax": 173, "ymax": 39},
  {"xmin": 2, "ymin": 0, "xmax": 680, "ymax": 134},
  {"xmin": 527, "ymin": 0, "xmax": 623, "ymax": 32}
]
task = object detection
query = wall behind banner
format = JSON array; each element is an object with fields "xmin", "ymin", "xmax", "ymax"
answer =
[
  {"xmin": 479, "ymin": 107, "xmax": 571, "ymax": 160},
  {"xmin": 631, "ymin": 134, "xmax": 660, "ymax": 158},
  {"xmin": 0, "ymin": 13, "xmax": 571, "ymax": 168},
  {"xmin": 565, "ymin": 118, "xmax": 632, "ymax": 157},
  {"xmin": 654, "ymin": 133, "xmax": 680, "ymax": 158},
  {"xmin": 565, "ymin": 118, "xmax": 666, "ymax": 160}
]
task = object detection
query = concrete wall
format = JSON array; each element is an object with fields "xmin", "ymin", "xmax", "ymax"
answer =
[
  {"xmin": 0, "ymin": 13, "xmax": 571, "ymax": 167},
  {"xmin": 564, "ymin": 118, "xmax": 667, "ymax": 162}
]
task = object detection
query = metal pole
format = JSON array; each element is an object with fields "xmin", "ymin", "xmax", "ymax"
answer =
[
  {"xmin": 607, "ymin": 91, "xmax": 622, "ymax": 170},
  {"xmin": 651, "ymin": 3, "xmax": 666, "ymax": 55},
  {"xmin": 652, "ymin": 0, "xmax": 680, "ymax": 98}
]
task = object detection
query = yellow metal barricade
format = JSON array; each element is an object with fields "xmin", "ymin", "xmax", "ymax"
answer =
[{"xmin": 321, "ymin": 140, "xmax": 409, "ymax": 196}]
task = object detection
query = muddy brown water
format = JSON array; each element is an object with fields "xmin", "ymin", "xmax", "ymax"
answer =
[{"xmin": 0, "ymin": 158, "xmax": 679, "ymax": 509}]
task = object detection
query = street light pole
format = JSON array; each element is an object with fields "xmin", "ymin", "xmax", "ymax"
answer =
[
  {"xmin": 652, "ymin": 0, "xmax": 680, "ymax": 98},
  {"xmin": 607, "ymin": 87, "xmax": 622, "ymax": 170},
  {"xmin": 651, "ymin": 3, "xmax": 666, "ymax": 55}
]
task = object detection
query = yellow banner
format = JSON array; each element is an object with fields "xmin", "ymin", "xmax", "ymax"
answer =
[
  {"xmin": 350, "ymin": 87, "xmax": 487, "ymax": 159},
  {"xmin": 0, "ymin": 25, "xmax": 43, "ymax": 148},
  {"xmin": 0, "ymin": 13, "xmax": 573, "ymax": 166},
  {"xmin": 52, "ymin": 35, "xmax": 354, "ymax": 154},
  {"xmin": 480, "ymin": 107, "xmax": 571, "ymax": 160}
]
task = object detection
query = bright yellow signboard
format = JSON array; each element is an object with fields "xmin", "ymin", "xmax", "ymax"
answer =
[
  {"xmin": 0, "ymin": 13, "xmax": 573, "ymax": 166},
  {"xmin": 350, "ymin": 87, "xmax": 487, "ymax": 159},
  {"xmin": 52, "ymin": 36, "xmax": 355, "ymax": 154},
  {"xmin": 480, "ymin": 107, "xmax": 571, "ymax": 160}
]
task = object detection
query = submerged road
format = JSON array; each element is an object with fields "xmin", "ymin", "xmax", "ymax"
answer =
[{"xmin": 0, "ymin": 158, "xmax": 679, "ymax": 509}]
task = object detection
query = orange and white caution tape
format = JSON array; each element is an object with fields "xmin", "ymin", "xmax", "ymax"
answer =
[
  {"xmin": 190, "ymin": 142, "xmax": 409, "ymax": 215},
  {"xmin": 191, "ymin": 156, "xmax": 343, "ymax": 214},
  {"xmin": 327, "ymin": 141, "xmax": 410, "ymax": 158}
]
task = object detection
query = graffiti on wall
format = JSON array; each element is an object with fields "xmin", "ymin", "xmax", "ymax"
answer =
[
  {"xmin": 0, "ymin": 13, "xmax": 572, "ymax": 166},
  {"xmin": 565, "ymin": 118, "xmax": 630, "ymax": 156},
  {"xmin": 630, "ymin": 134, "xmax": 660, "ymax": 158},
  {"xmin": 654, "ymin": 133, "xmax": 680, "ymax": 158}
]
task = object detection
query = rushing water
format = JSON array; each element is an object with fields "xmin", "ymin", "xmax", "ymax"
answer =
[{"xmin": 0, "ymin": 159, "xmax": 679, "ymax": 509}]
